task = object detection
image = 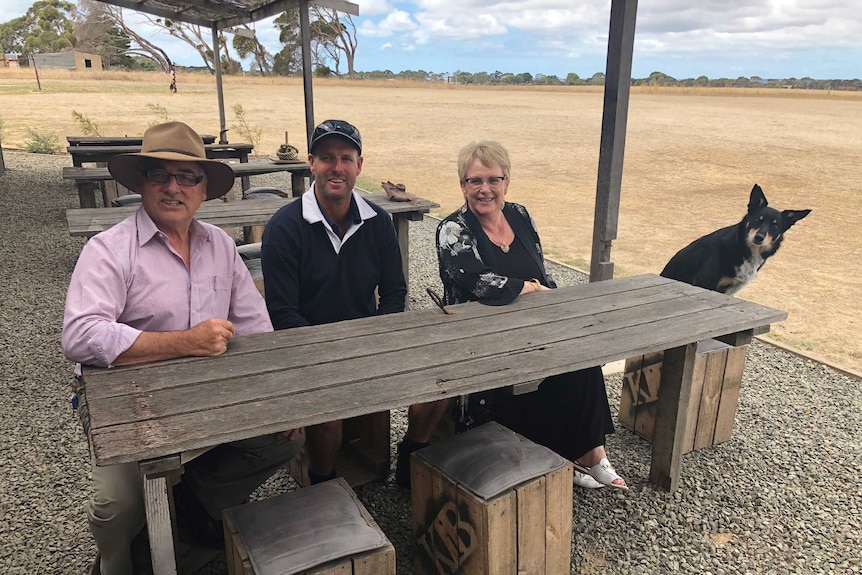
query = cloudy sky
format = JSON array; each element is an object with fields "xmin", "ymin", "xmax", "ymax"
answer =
[{"xmin": 3, "ymin": 0, "xmax": 861, "ymax": 80}]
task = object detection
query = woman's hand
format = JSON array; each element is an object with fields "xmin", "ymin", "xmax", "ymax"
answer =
[{"xmin": 520, "ymin": 279, "xmax": 549, "ymax": 295}]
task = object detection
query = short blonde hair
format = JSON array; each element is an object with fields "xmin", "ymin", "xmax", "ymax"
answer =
[{"xmin": 457, "ymin": 140, "xmax": 511, "ymax": 182}]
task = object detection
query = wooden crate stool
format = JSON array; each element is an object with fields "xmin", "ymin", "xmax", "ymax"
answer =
[
  {"xmin": 620, "ymin": 338, "xmax": 749, "ymax": 453},
  {"xmin": 411, "ymin": 421, "xmax": 574, "ymax": 575},
  {"xmin": 223, "ymin": 477, "xmax": 395, "ymax": 575}
]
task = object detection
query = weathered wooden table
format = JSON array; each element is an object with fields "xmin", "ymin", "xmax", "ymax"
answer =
[
  {"xmin": 63, "ymin": 160, "xmax": 311, "ymax": 209},
  {"xmin": 65, "ymin": 191, "xmax": 438, "ymax": 287},
  {"xmin": 67, "ymin": 143, "xmax": 254, "ymax": 167},
  {"xmin": 77, "ymin": 274, "xmax": 785, "ymax": 574},
  {"xmin": 67, "ymin": 135, "xmax": 217, "ymax": 147}
]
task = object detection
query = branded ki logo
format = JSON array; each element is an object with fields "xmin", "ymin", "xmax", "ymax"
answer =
[{"xmin": 416, "ymin": 500, "xmax": 478, "ymax": 574}]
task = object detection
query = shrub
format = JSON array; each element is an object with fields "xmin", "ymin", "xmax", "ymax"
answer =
[
  {"xmin": 230, "ymin": 104, "xmax": 262, "ymax": 150},
  {"xmin": 147, "ymin": 103, "xmax": 172, "ymax": 127},
  {"xmin": 25, "ymin": 130, "xmax": 60, "ymax": 154},
  {"xmin": 71, "ymin": 110, "xmax": 102, "ymax": 136},
  {"xmin": 314, "ymin": 65, "xmax": 333, "ymax": 78}
]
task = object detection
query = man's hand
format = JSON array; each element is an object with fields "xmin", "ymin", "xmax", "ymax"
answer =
[
  {"xmin": 187, "ymin": 318, "xmax": 236, "ymax": 356},
  {"xmin": 113, "ymin": 319, "xmax": 237, "ymax": 366}
]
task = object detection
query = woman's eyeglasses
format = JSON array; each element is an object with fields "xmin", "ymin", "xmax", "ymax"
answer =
[
  {"xmin": 464, "ymin": 176, "xmax": 507, "ymax": 191},
  {"xmin": 143, "ymin": 169, "xmax": 205, "ymax": 187}
]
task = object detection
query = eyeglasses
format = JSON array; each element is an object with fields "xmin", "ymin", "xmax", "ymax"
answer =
[
  {"xmin": 316, "ymin": 120, "xmax": 361, "ymax": 140},
  {"xmin": 464, "ymin": 176, "xmax": 507, "ymax": 191},
  {"xmin": 143, "ymin": 169, "xmax": 205, "ymax": 187}
]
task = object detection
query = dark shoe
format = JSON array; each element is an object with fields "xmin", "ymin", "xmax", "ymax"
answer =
[
  {"xmin": 173, "ymin": 482, "xmax": 225, "ymax": 550},
  {"xmin": 308, "ymin": 468, "xmax": 337, "ymax": 485},
  {"xmin": 395, "ymin": 438, "xmax": 429, "ymax": 490}
]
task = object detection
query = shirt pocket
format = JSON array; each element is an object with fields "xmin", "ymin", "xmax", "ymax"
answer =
[{"xmin": 195, "ymin": 275, "xmax": 233, "ymax": 321}]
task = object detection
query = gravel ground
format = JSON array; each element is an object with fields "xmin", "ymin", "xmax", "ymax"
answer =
[{"xmin": 1, "ymin": 150, "xmax": 860, "ymax": 575}]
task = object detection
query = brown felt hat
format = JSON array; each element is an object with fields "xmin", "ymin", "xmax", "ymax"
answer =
[{"xmin": 107, "ymin": 122, "xmax": 234, "ymax": 200}]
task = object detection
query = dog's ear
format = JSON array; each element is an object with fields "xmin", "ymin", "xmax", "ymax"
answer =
[
  {"xmin": 781, "ymin": 209, "xmax": 811, "ymax": 230},
  {"xmin": 748, "ymin": 184, "xmax": 768, "ymax": 212}
]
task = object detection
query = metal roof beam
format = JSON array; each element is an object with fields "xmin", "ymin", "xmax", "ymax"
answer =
[{"xmin": 93, "ymin": 0, "xmax": 213, "ymax": 26}]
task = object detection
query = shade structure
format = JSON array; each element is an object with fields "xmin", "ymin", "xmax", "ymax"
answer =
[
  {"xmin": 89, "ymin": 0, "xmax": 636, "ymax": 279},
  {"xmin": 91, "ymin": 0, "xmax": 359, "ymax": 149}
]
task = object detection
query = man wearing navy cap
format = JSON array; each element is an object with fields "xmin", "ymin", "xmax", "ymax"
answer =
[{"xmin": 262, "ymin": 120, "xmax": 418, "ymax": 485}]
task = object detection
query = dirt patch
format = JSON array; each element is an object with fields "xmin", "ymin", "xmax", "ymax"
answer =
[{"xmin": 2, "ymin": 71, "xmax": 859, "ymax": 373}]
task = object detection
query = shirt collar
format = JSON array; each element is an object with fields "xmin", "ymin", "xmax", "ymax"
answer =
[
  {"xmin": 135, "ymin": 206, "xmax": 211, "ymax": 246},
  {"xmin": 301, "ymin": 183, "xmax": 378, "ymax": 226}
]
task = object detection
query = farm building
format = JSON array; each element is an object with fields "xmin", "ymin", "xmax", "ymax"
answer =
[
  {"xmin": 3, "ymin": 54, "xmax": 19, "ymax": 68},
  {"xmin": 32, "ymin": 51, "xmax": 102, "ymax": 71}
]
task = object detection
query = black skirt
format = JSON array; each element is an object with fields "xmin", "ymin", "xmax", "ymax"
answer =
[{"xmin": 462, "ymin": 365, "xmax": 615, "ymax": 463}]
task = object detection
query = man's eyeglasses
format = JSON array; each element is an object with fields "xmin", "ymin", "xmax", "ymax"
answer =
[
  {"xmin": 464, "ymin": 176, "xmax": 507, "ymax": 191},
  {"xmin": 143, "ymin": 169, "xmax": 204, "ymax": 187}
]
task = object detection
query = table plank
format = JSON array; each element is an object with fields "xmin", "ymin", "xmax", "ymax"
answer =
[
  {"xmin": 68, "ymin": 135, "xmax": 216, "ymax": 146},
  {"xmin": 67, "ymin": 143, "xmax": 253, "ymax": 163},
  {"xmin": 81, "ymin": 275, "xmax": 786, "ymax": 466}
]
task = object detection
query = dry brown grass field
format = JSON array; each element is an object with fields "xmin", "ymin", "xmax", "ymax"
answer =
[{"xmin": 2, "ymin": 69, "xmax": 860, "ymax": 374}]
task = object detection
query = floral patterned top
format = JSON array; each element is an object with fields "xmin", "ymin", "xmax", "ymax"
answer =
[{"xmin": 436, "ymin": 201, "xmax": 557, "ymax": 306}]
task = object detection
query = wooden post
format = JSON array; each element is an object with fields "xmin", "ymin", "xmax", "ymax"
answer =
[
  {"xmin": 29, "ymin": 54, "xmax": 42, "ymax": 91},
  {"xmin": 589, "ymin": 0, "xmax": 638, "ymax": 282}
]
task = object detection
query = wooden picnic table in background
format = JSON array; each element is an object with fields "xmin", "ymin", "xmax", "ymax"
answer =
[
  {"xmin": 65, "ymin": 190, "xmax": 438, "ymax": 287},
  {"xmin": 65, "ymin": 142, "xmax": 255, "ymax": 208},
  {"xmin": 63, "ymin": 158, "xmax": 311, "ymax": 210}
]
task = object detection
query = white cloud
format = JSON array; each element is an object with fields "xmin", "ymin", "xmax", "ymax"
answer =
[
  {"xmin": 380, "ymin": 42, "xmax": 393, "ymax": 50},
  {"xmin": 355, "ymin": 0, "xmax": 394, "ymax": 17},
  {"xmin": 358, "ymin": 9, "xmax": 417, "ymax": 38},
  {"xmin": 412, "ymin": 12, "xmax": 508, "ymax": 44}
]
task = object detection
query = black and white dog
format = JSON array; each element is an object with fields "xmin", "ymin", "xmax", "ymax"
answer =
[{"xmin": 660, "ymin": 184, "xmax": 811, "ymax": 295}]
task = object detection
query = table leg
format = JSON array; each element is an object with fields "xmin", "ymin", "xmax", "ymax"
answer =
[
  {"xmin": 142, "ymin": 466, "xmax": 179, "ymax": 575},
  {"xmin": 239, "ymin": 152, "xmax": 251, "ymax": 191},
  {"xmin": 291, "ymin": 171, "xmax": 307, "ymax": 197},
  {"xmin": 393, "ymin": 214, "xmax": 409, "ymax": 289},
  {"xmin": 76, "ymin": 181, "xmax": 98, "ymax": 209},
  {"xmin": 649, "ymin": 342, "xmax": 697, "ymax": 492}
]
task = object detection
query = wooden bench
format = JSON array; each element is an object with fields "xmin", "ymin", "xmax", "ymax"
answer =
[
  {"xmin": 63, "ymin": 160, "xmax": 311, "ymax": 209},
  {"xmin": 76, "ymin": 275, "xmax": 786, "ymax": 574}
]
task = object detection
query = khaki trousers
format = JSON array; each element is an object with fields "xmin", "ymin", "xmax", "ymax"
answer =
[{"xmin": 88, "ymin": 433, "xmax": 304, "ymax": 575}]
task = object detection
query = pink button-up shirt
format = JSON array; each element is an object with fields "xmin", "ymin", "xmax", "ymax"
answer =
[{"xmin": 62, "ymin": 208, "xmax": 271, "ymax": 368}]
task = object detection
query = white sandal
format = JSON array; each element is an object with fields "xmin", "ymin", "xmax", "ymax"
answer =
[
  {"xmin": 573, "ymin": 469, "xmax": 605, "ymax": 489},
  {"xmin": 575, "ymin": 458, "xmax": 629, "ymax": 491}
]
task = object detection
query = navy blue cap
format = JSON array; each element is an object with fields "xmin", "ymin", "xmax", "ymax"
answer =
[{"xmin": 309, "ymin": 119, "xmax": 362, "ymax": 155}]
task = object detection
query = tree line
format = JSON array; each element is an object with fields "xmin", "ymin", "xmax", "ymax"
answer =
[
  {"xmin": 0, "ymin": 0, "xmax": 359, "ymax": 77},
  {"xmin": 357, "ymin": 69, "xmax": 862, "ymax": 91},
  {"xmin": 3, "ymin": 1, "xmax": 860, "ymax": 91}
]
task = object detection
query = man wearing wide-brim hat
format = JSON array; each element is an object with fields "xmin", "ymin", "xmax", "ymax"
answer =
[{"xmin": 62, "ymin": 122, "xmax": 304, "ymax": 575}]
